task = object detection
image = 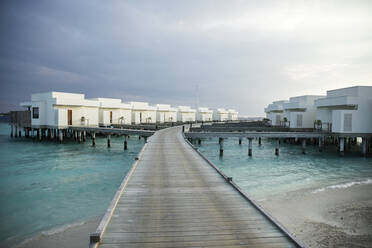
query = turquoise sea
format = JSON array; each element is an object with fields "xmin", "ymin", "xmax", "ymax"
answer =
[
  {"xmin": 1, "ymin": 122, "xmax": 372, "ymax": 247},
  {"xmin": 0, "ymin": 123, "xmax": 144, "ymax": 247},
  {"xmin": 195, "ymin": 137, "xmax": 372, "ymax": 200}
]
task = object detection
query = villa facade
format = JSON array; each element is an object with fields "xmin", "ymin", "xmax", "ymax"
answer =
[
  {"xmin": 213, "ymin": 108, "xmax": 229, "ymax": 121},
  {"xmin": 177, "ymin": 106, "xmax": 196, "ymax": 122},
  {"xmin": 92, "ymin": 98, "xmax": 132, "ymax": 126},
  {"xmin": 196, "ymin": 107, "xmax": 213, "ymax": 122},
  {"xmin": 264, "ymin": 100, "xmax": 288, "ymax": 126},
  {"xmin": 156, "ymin": 104, "xmax": 177, "ymax": 123}
]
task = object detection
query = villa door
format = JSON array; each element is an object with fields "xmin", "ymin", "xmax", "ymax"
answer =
[
  {"xmin": 110, "ymin": 111, "xmax": 113, "ymax": 124},
  {"xmin": 68, "ymin": 110, "xmax": 72, "ymax": 125}
]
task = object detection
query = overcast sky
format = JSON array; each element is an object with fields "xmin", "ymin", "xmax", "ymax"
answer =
[{"xmin": 1, "ymin": 0, "xmax": 372, "ymax": 116}]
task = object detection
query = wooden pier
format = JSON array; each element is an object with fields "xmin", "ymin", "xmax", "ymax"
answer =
[{"xmin": 90, "ymin": 127, "xmax": 303, "ymax": 248}]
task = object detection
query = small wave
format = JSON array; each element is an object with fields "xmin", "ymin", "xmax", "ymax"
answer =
[
  {"xmin": 13, "ymin": 221, "xmax": 87, "ymax": 248},
  {"xmin": 312, "ymin": 179, "xmax": 372, "ymax": 193}
]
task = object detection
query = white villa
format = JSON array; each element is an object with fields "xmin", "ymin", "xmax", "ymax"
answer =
[
  {"xmin": 92, "ymin": 98, "xmax": 132, "ymax": 126},
  {"xmin": 283, "ymin": 95, "xmax": 324, "ymax": 128},
  {"xmin": 196, "ymin": 107, "xmax": 213, "ymax": 122},
  {"xmin": 177, "ymin": 106, "xmax": 196, "ymax": 122},
  {"xmin": 129, "ymin": 102, "xmax": 157, "ymax": 124},
  {"xmin": 315, "ymin": 86, "xmax": 372, "ymax": 133},
  {"xmin": 264, "ymin": 100, "xmax": 288, "ymax": 126},
  {"xmin": 20, "ymin": 92, "xmax": 100, "ymax": 127},
  {"xmin": 156, "ymin": 104, "xmax": 177, "ymax": 123},
  {"xmin": 213, "ymin": 108, "xmax": 229, "ymax": 121},
  {"xmin": 228, "ymin": 109, "xmax": 239, "ymax": 121}
]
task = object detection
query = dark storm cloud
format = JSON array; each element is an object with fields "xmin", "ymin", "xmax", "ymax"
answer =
[{"xmin": 1, "ymin": 0, "xmax": 372, "ymax": 115}]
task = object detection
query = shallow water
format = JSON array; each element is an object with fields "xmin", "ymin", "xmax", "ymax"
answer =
[
  {"xmin": 195, "ymin": 137, "xmax": 372, "ymax": 200},
  {"xmin": 0, "ymin": 123, "xmax": 144, "ymax": 247}
]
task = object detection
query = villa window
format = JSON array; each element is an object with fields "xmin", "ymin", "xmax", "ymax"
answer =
[
  {"xmin": 32, "ymin": 107, "xmax": 39, "ymax": 119},
  {"xmin": 296, "ymin": 114, "xmax": 303, "ymax": 127},
  {"xmin": 344, "ymin": 113, "xmax": 352, "ymax": 132}
]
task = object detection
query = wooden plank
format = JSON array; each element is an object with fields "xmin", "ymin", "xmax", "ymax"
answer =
[{"xmin": 94, "ymin": 127, "xmax": 301, "ymax": 248}]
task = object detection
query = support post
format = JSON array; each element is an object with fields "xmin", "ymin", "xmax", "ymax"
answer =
[
  {"xmin": 339, "ymin": 137, "xmax": 345, "ymax": 156},
  {"xmin": 139, "ymin": 136, "xmax": 141, "ymax": 140},
  {"xmin": 107, "ymin": 134, "xmax": 111, "ymax": 148},
  {"xmin": 219, "ymin": 138, "xmax": 224, "ymax": 157},
  {"xmin": 31, "ymin": 128, "xmax": 34, "ymax": 139},
  {"xmin": 362, "ymin": 137, "xmax": 366, "ymax": 156},
  {"xmin": 275, "ymin": 139, "xmax": 279, "ymax": 156},
  {"xmin": 51, "ymin": 129, "xmax": 54, "ymax": 139},
  {"xmin": 83, "ymin": 131, "xmax": 86, "ymax": 142},
  {"xmin": 248, "ymin": 138, "xmax": 252, "ymax": 156},
  {"xmin": 39, "ymin": 128, "xmax": 42, "ymax": 141},
  {"xmin": 10, "ymin": 125, "xmax": 13, "ymax": 137},
  {"xmin": 74, "ymin": 131, "xmax": 77, "ymax": 141},
  {"xmin": 239, "ymin": 138, "xmax": 242, "ymax": 145},
  {"xmin": 19, "ymin": 128, "xmax": 21, "ymax": 137},
  {"xmin": 182, "ymin": 126, "xmax": 185, "ymax": 133},
  {"xmin": 198, "ymin": 139, "xmax": 201, "ymax": 145},
  {"xmin": 302, "ymin": 139, "xmax": 306, "ymax": 154},
  {"xmin": 318, "ymin": 137, "xmax": 323, "ymax": 152},
  {"xmin": 78, "ymin": 131, "xmax": 82, "ymax": 143},
  {"xmin": 124, "ymin": 136, "xmax": 128, "ymax": 150},
  {"xmin": 92, "ymin": 132, "xmax": 96, "ymax": 147},
  {"xmin": 258, "ymin": 137, "xmax": 262, "ymax": 146},
  {"xmin": 15, "ymin": 126, "xmax": 18, "ymax": 137},
  {"xmin": 59, "ymin": 129, "xmax": 63, "ymax": 144}
]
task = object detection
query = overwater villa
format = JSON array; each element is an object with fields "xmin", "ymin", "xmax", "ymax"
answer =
[
  {"xmin": 213, "ymin": 108, "xmax": 229, "ymax": 121},
  {"xmin": 20, "ymin": 92, "xmax": 100, "ymax": 127},
  {"xmin": 315, "ymin": 86, "xmax": 372, "ymax": 133},
  {"xmin": 196, "ymin": 107, "xmax": 213, "ymax": 122},
  {"xmin": 155, "ymin": 104, "xmax": 177, "ymax": 123},
  {"xmin": 228, "ymin": 109, "xmax": 239, "ymax": 121},
  {"xmin": 129, "ymin": 101, "xmax": 157, "ymax": 124},
  {"xmin": 264, "ymin": 100, "xmax": 288, "ymax": 126},
  {"xmin": 177, "ymin": 106, "xmax": 196, "ymax": 122},
  {"xmin": 283, "ymin": 95, "xmax": 324, "ymax": 129},
  {"xmin": 92, "ymin": 98, "xmax": 132, "ymax": 126}
]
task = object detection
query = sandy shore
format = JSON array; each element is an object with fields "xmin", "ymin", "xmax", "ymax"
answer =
[
  {"xmin": 260, "ymin": 184, "xmax": 372, "ymax": 248},
  {"xmin": 13, "ymin": 218, "xmax": 100, "ymax": 248}
]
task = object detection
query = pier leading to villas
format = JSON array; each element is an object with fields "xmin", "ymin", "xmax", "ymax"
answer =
[{"xmin": 90, "ymin": 126, "xmax": 303, "ymax": 248}]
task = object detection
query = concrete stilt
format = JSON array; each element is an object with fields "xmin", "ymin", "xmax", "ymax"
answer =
[
  {"xmin": 78, "ymin": 131, "xmax": 82, "ymax": 143},
  {"xmin": 275, "ymin": 139, "xmax": 279, "ymax": 156},
  {"xmin": 318, "ymin": 137, "xmax": 323, "ymax": 152},
  {"xmin": 248, "ymin": 138, "xmax": 252, "ymax": 156},
  {"xmin": 239, "ymin": 138, "xmax": 242, "ymax": 145},
  {"xmin": 107, "ymin": 135, "xmax": 111, "ymax": 148},
  {"xmin": 302, "ymin": 139, "xmax": 306, "ymax": 154},
  {"xmin": 258, "ymin": 137, "xmax": 262, "ymax": 146},
  {"xmin": 139, "ymin": 136, "xmax": 141, "ymax": 140},
  {"xmin": 51, "ymin": 129, "xmax": 54, "ymax": 139},
  {"xmin": 39, "ymin": 128, "xmax": 42, "ymax": 141},
  {"xmin": 362, "ymin": 137, "xmax": 366, "ymax": 156},
  {"xmin": 92, "ymin": 132, "xmax": 96, "ymax": 147},
  {"xmin": 198, "ymin": 139, "xmax": 201, "ymax": 145},
  {"xmin": 10, "ymin": 125, "xmax": 13, "ymax": 137},
  {"xmin": 124, "ymin": 136, "xmax": 128, "ymax": 150},
  {"xmin": 339, "ymin": 137, "xmax": 345, "ymax": 156},
  {"xmin": 59, "ymin": 130, "xmax": 63, "ymax": 143},
  {"xmin": 83, "ymin": 131, "xmax": 86, "ymax": 142},
  {"xmin": 15, "ymin": 126, "xmax": 18, "ymax": 137},
  {"xmin": 219, "ymin": 138, "xmax": 224, "ymax": 157},
  {"xmin": 74, "ymin": 131, "xmax": 77, "ymax": 141},
  {"xmin": 31, "ymin": 128, "xmax": 34, "ymax": 139},
  {"xmin": 18, "ymin": 128, "xmax": 21, "ymax": 137}
]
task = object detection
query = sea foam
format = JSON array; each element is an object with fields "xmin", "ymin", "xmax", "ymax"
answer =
[{"xmin": 312, "ymin": 179, "xmax": 372, "ymax": 193}]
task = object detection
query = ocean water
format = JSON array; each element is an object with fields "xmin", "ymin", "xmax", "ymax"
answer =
[
  {"xmin": 0, "ymin": 123, "xmax": 145, "ymax": 247},
  {"xmin": 195, "ymin": 137, "xmax": 372, "ymax": 200}
]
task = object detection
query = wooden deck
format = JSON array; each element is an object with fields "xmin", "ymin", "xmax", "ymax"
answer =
[{"xmin": 92, "ymin": 127, "xmax": 302, "ymax": 248}]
